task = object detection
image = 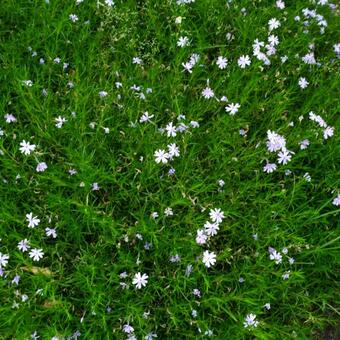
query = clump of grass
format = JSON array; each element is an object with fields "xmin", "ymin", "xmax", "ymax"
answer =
[{"xmin": 0, "ymin": 0, "xmax": 339, "ymax": 338}]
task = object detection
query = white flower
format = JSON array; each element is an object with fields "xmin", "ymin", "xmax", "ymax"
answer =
[
  {"xmin": 182, "ymin": 61, "xmax": 194, "ymax": 73},
  {"xmin": 209, "ymin": 208, "xmax": 224, "ymax": 224},
  {"xmin": 45, "ymin": 227, "xmax": 57, "ymax": 238},
  {"xmin": 243, "ymin": 314, "xmax": 259, "ymax": 328},
  {"xmin": 202, "ymin": 250, "xmax": 216, "ymax": 268},
  {"xmin": 282, "ymin": 271, "xmax": 290, "ymax": 280},
  {"xmin": 237, "ymin": 55, "xmax": 251, "ymax": 68},
  {"xmin": 268, "ymin": 18, "xmax": 280, "ymax": 31},
  {"xmin": 55, "ymin": 116, "xmax": 67, "ymax": 128},
  {"xmin": 276, "ymin": 0, "xmax": 285, "ymax": 9},
  {"xmin": 145, "ymin": 332, "xmax": 158, "ymax": 340},
  {"xmin": 132, "ymin": 56, "xmax": 142, "ymax": 64},
  {"xmin": 164, "ymin": 207, "xmax": 173, "ymax": 216},
  {"xmin": 263, "ymin": 163, "xmax": 277, "ymax": 173},
  {"xmin": 298, "ymin": 77, "xmax": 309, "ymax": 89},
  {"xmin": 190, "ymin": 121, "xmax": 199, "ymax": 128},
  {"xmin": 196, "ymin": 229, "xmax": 207, "ymax": 245},
  {"xmin": 264, "ymin": 303, "xmax": 271, "ymax": 310},
  {"xmin": 216, "ymin": 56, "xmax": 228, "ymax": 69},
  {"xmin": 299, "ymin": 139, "xmax": 310, "ymax": 150},
  {"xmin": 177, "ymin": 36, "xmax": 190, "ymax": 47},
  {"xmin": 165, "ymin": 122, "xmax": 177, "ymax": 137},
  {"xmin": 269, "ymin": 250, "xmax": 282, "ymax": 264},
  {"xmin": 4, "ymin": 113, "xmax": 16, "ymax": 123},
  {"xmin": 91, "ymin": 182, "xmax": 100, "ymax": 191},
  {"xmin": 139, "ymin": 112, "xmax": 154, "ymax": 123},
  {"xmin": 154, "ymin": 149, "xmax": 169, "ymax": 164},
  {"xmin": 69, "ymin": 14, "xmax": 78, "ymax": 23},
  {"xmin": 332, "ymin": 194, "xmax": 340, "ymax": 206},
  {"xmin": 167, "ymin": 143, "xmax": 180, "ymax": 158},
  {"xmin": 132, "ymin": 272, "xmax": 148, "ymax": 289},
  {"xmin": 0, "ymin": 253, "xmax": 9, "ymax": 268},
  {"xmin": 18, "ymin": 239, "xmax": 30, "ymax": 252},
  {"xmin": 19, "ymin": 140, "xmax": 36, "ymax": 155},
  {"xmin": 202, "ymin": 87, "xmax": 214, "ymax": 99},
  {"xmin": 323, "ymin": 126, "xmax": 334, "ymax": 139},
  {"xmin": 204, "ymin": 221, "xmax": 219, "ymax": 236},
  {"xmin": 225, "ymin": 103, "xmax": 240, "ymax": 115},
  {"xmin": 26, "ymin": 212, "xmax": 40, "ymax": 228},
  {"xmin": 268, "ymin": 34, "xmax": 279, "ymax": 46},
  {"xmin": 303, "ymin": 172, "xmax": 311, "ymax": 182},
  {"xmin": 104, "ymin": 0, "xmax": 115, "ymax": 6},
  {"xmin": 99, "ymin": 91, "xmax": 108, "ymax": 97},
  {"xmin": 29, "ymin": 248, "xmax": 44, "ymax": 261},
  {"xmin": 36, "ymin": 162, "xmax": 48, "ymax": 172},
  {"xmin": 22, "ymin": 80, "xmax": 33, "ymax": 86},
  {"xmin": 151, "ymin": 212, "xmax": 159, "ymax": 219}
]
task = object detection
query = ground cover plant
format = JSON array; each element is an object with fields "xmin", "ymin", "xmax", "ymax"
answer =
[{"xmin": 0, "ymin": 0, "xmax": 339, "ymax": 338}]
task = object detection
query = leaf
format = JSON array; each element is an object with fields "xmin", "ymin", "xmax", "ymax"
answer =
[{"xmin": 22, "ymin": 266, "xmax": 53, "ymax": 276}]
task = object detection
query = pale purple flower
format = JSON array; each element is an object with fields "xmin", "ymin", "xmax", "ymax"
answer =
[
  {"xmin": 202, "ymin": 87, "xmax": 214, "ymax": 99},
  {"xmin": 4, "ymin": 113, "xmax": 16, "ymax": 123},
  {"xmin": 332, "ymin": 194, "xmax": 340, "ymax": 206},
  {"xmin": 36, "ymin": 162, "xmax": 48, "ymax": 172},
  {"xmin": 12, "ymin": 275, "xmax": 20, "ymax": 285},
  {"xmin": 266, "ymin": 130, "xmax": 286, "ymax": 152},
  {"xmin": 122, "ymin": 324, "xmax": 134, "ymax": 334},
  {"xmin": 204, "ymin": 221, "xmax": 219, "ymax": 236},
  {"xmin": 299, "ymin": 139, "xmax": 310, "ymax": 150},
  {"xmin": 196, "ymin": 229, "xmax": 207, "ymax": 245},
  {"xmin": 263, "ymin": 163, "xmax": 277, "ymax": 173},
  {"xmin": 18, "ymin": 239, "xmax": 30, "ymax": 252}
]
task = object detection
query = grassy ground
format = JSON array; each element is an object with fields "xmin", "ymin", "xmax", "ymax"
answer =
[{"xmin": 0, "ymin": 0, "xmax": 339, "ymax": 339}]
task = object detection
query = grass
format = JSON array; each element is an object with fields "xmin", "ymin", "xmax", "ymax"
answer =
[{"xmin": 0, "ymin": 0, "xmax": 339, "ymax": 338}]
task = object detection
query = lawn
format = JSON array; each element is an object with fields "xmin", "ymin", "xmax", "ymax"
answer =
[{"xmin": 0, "ymin": 0, "xmax": 339, "ymax": 339}]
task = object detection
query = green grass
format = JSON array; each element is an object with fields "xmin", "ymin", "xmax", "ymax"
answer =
[{"xmin": 0, "ymin": 0, "xmax": 339, "ymax": 338}]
